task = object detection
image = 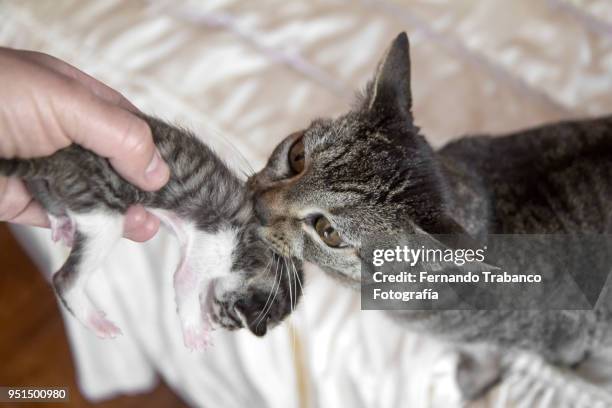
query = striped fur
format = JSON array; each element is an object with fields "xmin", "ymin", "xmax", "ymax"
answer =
[
  {"xmin": 248, "ymin": 32, "xmax": 612, "ymax": 398},
  {"xmin": 0, "ymin": 115, "xmax": 303, "ymax": 344}
]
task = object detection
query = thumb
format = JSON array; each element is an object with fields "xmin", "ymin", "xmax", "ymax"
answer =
[{"xmin": 53, "ymin": 84, "xmax": 170, "ymax": 191}]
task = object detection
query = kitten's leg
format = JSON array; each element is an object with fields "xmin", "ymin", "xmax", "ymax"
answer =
[
  {"xmin": 150, "ymin": 210, "xmax": 212, "ymax": 350},
  {"xmin": 52, "ymin": 212, "xmax": 124, "ymax": 338},
  {"xmin": 208, "ymin": 274, "xmax": 245, "ymax": 331},
  {"xmin": 455, "ymin": 345, "xmax": 503, "ymax": 401},
  {"xmin": 24, "ymin": 180, "xmax": 75, "ymax": 246},
  {"xmin": 175, "ymin": 234, "xmax": 213, "ymax": 350},
  {"xmin": 49, "ymin": 215, "xmax": 75, "ymax": 247}
]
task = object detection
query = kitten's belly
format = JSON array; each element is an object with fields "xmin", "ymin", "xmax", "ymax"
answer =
[{"xmin": 148, "ymin": 208, "xmax": 237, "ymax": 280}]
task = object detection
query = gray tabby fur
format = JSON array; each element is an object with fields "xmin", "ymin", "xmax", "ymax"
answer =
[
  {"xmin": 0, "ymin": 115, "xmax": 303, "ymax": 340},
  {"xmin": 248, "ymin": 33, "xmax": 612, "ymax": 399}
]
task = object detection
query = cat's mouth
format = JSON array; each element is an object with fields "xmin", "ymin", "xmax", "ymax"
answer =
[{"xmin": 208, "ymin": 277, "xmax": 281, "ymax": 337}]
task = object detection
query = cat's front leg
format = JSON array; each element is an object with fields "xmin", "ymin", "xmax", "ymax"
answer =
[
  {"xmin": 455, "ymin": 344, "xmax": 503, "ymax": 401},
  {"xmin": 151, "ymin": 210, "xmax": 212, "ymax": 350},
  {"xmin": 207, "ymin": 274, "xmax": 244, "ymax": 331}
]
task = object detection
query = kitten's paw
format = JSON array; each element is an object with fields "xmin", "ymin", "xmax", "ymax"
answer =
[
  {"xmin": 182, "ymin": 324, "xmax": 212, "ymax": 351},
  {"xmin": 456, "ymin": 350, "xmax": 502, "ymax": 401},
  {"xmin": 177, "ymin": 286, "xmax": 213, "ymax": 350},
  {"xmin": 209, "ymin": 293, "xmax": 243, "ymax": 331},
  {"xmin": 50, "ymin": 215, "xmax": 75, "ymax": 247},
  {"xmin": 87, "ymin": 311, "xmax": 122, "ymax": 339}
]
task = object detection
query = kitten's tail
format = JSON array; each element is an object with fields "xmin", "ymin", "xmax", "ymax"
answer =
[{"xmin": 0, "ymin": 158, "xmax": 50, "ymax": 179}]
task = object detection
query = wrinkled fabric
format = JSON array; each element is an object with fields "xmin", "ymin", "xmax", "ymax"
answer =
[{"xmin": 2, "ymin": 1, "xmax": 612, "ymax": 407}]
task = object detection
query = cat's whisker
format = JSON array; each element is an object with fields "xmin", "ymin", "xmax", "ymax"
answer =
[
  {"xmin": 290, "ymin": 256, "xmax": 304, "ymax": 297},
  {"xmin": 262, "ymin": 256, "xmax": 284, "ymax": 324},
  {"xmin": 238, "ymin": 167, "xmax": 253, "ymax": 180},
  {"xmin": 254, "ymin": 254, "xmax": 281, "ymax": 329},
  {"xmin": 281, "ymin": 246, "xmax": 302, "ymax": 309},
  {"xmin": 261, "ymin": 254, "xmax": 274, "ymax": 282},
  {"xmin": 290, "ymin": 263, "xmax": 303, "ymax": 317},
  {"xmin": 283, "ymin": 256, "xmax": 297, "ymax": 354},
  {"xmin": 284, "ymin": 256, "xmax": 294, "ymax": 318},
  {"xmin": 200, "ymin": 125, "xmax": 255, "ymax": 176},
  {"xmin": 290, "ymin": 258, "xmax": 297, "ymax": 314},
  {"xmin": 254, "ymin": 254, "xmax": 279, "ymax": 327},
  {"xmin": 282, "ymin": 250, "xmax": 298, "ymax": 313}
]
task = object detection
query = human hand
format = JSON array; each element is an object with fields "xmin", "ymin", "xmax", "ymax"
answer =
[{"xmin": 0, "ymin": 47, "xmax": 170, "ymax": 242}]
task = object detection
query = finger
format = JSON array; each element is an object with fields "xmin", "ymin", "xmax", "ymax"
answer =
[
  {"xmin": 0, "ymin": 177, "xmax": 50, "ymax": 227},
  {"xmin": 8, "ymin": 200, "xmax": 50, "ymax": 228},
  {"xmin": 53, "ymin": 84, "xmax": 170, "ymax": 191},
  {"xmin": 123, "ymin": 205, "xmax": 160, "ymax": 242},
  {"xmin": 17, "ymin": 50, "xmax": 138, "ymax": 112}
]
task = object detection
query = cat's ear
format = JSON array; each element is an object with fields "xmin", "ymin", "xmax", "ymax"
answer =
[
  {"xmin": 414, "ymin": 215, "xmax": 499, "ymax": 270},
  {"xmin": 417, "ymin": 214, "xmax": 485, "ymax": 252},
  {"xmin": 366, "ymin": 32, "xmax": 412, "ymax": 119}
]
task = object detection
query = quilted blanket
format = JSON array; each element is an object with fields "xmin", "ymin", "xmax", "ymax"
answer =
[{"xmin": 3, "ymin": 1, "xmax": 612, "ymax": 407}]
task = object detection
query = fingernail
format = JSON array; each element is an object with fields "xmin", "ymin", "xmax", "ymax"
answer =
[
  {"xmin": 145, "ymin": 148, "xmax": 162, "ymax": 174},
  {"xmin": 145, "ymin": 217, "xmax": 159, "ymax": 235},
  {"xmin": 145, "ymin": 148, "xmax": 170, "ymax": 187}
]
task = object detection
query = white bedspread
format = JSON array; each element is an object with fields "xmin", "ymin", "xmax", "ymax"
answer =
[{"xmin": 3, "ymin": 1, "xmax": 612, "ymax": 407}]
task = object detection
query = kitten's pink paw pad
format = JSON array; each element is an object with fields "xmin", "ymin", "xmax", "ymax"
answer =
[
  {"xmin": 183, "ymin": 326, "xmax": 211, "ymax": 350},
  {"xmin": 50, "ymin": 216, "xmax": 75, "ymax": 247},
  {"xmin": 88, "ymin": 311, "xmax": 122, "ymax": 339}
]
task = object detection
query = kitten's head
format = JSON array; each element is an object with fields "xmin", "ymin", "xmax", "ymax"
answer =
[
  {"xmin": 209, "ymin": 223, "xmax": 303, "ymax": 336},
  {"xmin": 248, "ymin": 33, "xmax": 459, "ymax": 285}
]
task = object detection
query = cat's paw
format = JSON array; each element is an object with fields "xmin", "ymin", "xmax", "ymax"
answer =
[
  {"xmin": 456, "ymin": 349, "xmax": 502, "ymax": 401},
  {"xmin": 50, "ymin": 215, "xmax": 75, "ymax": 247},
  {"xmin": 87, "ymin": 311, "xmax": 122, "ymax": 339},
  {"xmin": 205, "ymin": 276, "xmax": 244, "ymax": 331},
  {"xmin": 210, "ymin": 295, "xmax": 243, "ymax": 331},
  {"xmin": 175, "ymin": 276, "xmax": 213, "ymax": 350},
  {"xmin": 182, "ymin": 323, "xmax": 212, "ymax": 351},
  {"xmin": 54, "ymin": 281, "xmax": 122, "ymax": 339}
]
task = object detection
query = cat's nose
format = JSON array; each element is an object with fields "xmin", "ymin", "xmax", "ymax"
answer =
[{"xmin": 235, "ymin": 298, "xmax": 268, "ymax": 337}]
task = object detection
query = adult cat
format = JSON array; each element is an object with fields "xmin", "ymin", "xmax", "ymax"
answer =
[{"xmin": 248, "ymin": 32, "xmax": 612, "ymax": 399}]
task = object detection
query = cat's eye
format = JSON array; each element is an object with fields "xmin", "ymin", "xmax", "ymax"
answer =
[
  {"xmin": 288, "ymin": 135, "xmax": 305, "ymax": 175},
  {"xmin": 314, "ymin": 216, "xmax": 346, "ymax": 248}
]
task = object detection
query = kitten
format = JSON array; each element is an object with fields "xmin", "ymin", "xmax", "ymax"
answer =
[
  {"xmin": 0, "ymin": 115, "xmax": 303, "ymax": 349},
  {"xmin": 248, "ymin": 32, "xmax": 612, "ymax": 398}
]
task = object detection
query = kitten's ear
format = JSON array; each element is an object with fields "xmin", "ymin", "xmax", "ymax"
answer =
[{"xmin": 366, "ymin": 32, "xmax": 412, "ymax": 119}]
